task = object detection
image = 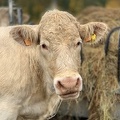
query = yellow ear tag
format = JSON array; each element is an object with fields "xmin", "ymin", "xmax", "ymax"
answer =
[
  {"xmin": 91, "ymin": 34, "xmax": 96, "ymax": 41},
  {"xmin": 84, "ymin": 34, "xmax": 96, "ymax": 42},
  {"xmin": 24, "ymin": 39, "xmax": 32, "ymax": 46}
]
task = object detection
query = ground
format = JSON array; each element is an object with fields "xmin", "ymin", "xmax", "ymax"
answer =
[{"xmin": 51, "ymin": 115, "xmax": 87, "ymax": 120}]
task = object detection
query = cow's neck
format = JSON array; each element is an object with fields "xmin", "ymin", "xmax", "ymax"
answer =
[{"xmin": 23, "ymin": 48, "xmax": 62, "ymax": 119}]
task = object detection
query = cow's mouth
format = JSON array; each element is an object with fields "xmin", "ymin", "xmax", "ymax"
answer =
[{"xmin": 59, "ymin": 91, "xmax": 79, "ymax": 100}]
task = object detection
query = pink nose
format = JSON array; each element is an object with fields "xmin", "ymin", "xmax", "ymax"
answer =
[{"xmin": 56, "ymin": 76, "xmax": 81, "ymax": 90}]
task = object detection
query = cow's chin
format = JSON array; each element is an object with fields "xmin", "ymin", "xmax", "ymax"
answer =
[{"xmin": 58, "ymin": 91, "xmax": 80, "ymax": 100}]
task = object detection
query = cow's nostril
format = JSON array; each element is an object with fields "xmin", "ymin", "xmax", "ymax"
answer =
[
  {"xmin": 76, "ymin": 78, "xmax": 80, "ymax": 85},
  {"xmin": 76, "ymin": 77, "xmax": 80, "ymax": 86},
  {"xmin": 57, "ymin": 81, "xmax": 64, "ymax": 89},
  {"xmin": 77, "ymin": 77, "xmax": 80, "ymax": 81}
]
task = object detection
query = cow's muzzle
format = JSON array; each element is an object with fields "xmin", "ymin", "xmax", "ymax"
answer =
[{"xmin": 54, "ymin": 75, "xmax": 82, "ymax": 100}]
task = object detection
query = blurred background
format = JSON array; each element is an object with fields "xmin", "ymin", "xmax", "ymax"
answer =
[{"xmin": 0, "ymin": 0, "xmax": 120, "ymax": 24}]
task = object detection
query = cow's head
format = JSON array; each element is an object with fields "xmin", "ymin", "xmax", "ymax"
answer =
[{"xmin": 10, "ymin": 10, "xmax": 107, "ymax": 100}]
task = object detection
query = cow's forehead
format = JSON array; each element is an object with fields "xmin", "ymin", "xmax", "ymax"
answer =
[{"xmin": 40, "ymin": 10, "xmax": 80, "ymax": 43}]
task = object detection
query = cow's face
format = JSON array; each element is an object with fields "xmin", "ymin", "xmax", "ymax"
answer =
[
  {"xmin": 10, "ymin": 10, "xmax": 107, "ymax": 100},
  {"xmin": 38, "ymin": 11, "xmax": 83, "ymax": 100}
]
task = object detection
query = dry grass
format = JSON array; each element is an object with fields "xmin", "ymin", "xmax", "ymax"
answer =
[
  {"xmin": 81, "ymin": 39, "xmax": 119, "ymax": 119},
  {"xmin": 76, "ymin": 6, "xmax": 120, "ymax": 120},
  {"xmin": 77, "ymin": 6, "xmax": 120, "ymax": 26}
]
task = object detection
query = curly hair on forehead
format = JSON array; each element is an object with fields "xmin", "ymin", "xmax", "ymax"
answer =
[{"xmin": 39, "ymin": 9, "xmax": 80, "ymax": 29}]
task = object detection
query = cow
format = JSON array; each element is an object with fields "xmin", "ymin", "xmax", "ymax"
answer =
[
  {"xmin": 0, "ymin": 7, "xmax": 30, "ymax": 26},
  {"xmin": 0, "ymin": 10, "xmax": 107, "ymax": 120}
]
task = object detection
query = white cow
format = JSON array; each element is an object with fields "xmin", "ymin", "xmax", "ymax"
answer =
[{"xmin": 0, "ymin": 10, "xmax": 107, "ymax": 120}]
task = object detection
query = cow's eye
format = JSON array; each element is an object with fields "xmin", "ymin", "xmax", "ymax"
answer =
[
  {"xmin": 41, "ymin": 44, "xmax": 48, "ymax": 50},
  {"xmin": 76, "ymin": 41, "xmax": 81, "ymax": 46}
]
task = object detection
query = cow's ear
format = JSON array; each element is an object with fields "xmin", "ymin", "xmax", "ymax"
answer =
[
  {"xmin": 10, "ymin": 26, "xmax": 39, "ymax": 46},
  {"xmin": 79, "ymin": 22, "xmax": 108, "ymax": 45}
]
